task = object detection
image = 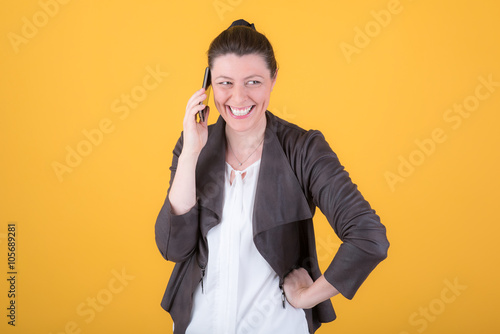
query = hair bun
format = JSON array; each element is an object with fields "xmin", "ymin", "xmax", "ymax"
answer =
[{"xmin": 228, "ymin": 19, "xmax": 256, "ymax": 31}]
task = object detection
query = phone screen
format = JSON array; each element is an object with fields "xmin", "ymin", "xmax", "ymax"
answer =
[{"xmin": 200, "ymin": 67, "xmax": 211, "ymax": 122}]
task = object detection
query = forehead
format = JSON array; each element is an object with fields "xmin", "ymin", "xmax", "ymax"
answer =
[{"xmin": 211, "ymin": 54, "xmax": 269, "ymax": 78}]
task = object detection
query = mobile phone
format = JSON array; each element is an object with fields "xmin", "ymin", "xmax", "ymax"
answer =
[{"xmin": 199, "ymin": 67, "xmax": 211, "ymax": 122}]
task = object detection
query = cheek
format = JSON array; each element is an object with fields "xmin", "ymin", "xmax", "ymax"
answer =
[
  {"xmin": 213, "ymin": 89, "xmax": 227, "ymax": 103},
  {"xmin": 253, "ymin": 90, "xmax": 271, "ymax": 104},
  {"xmin": 212, "ymin": 89, "xmax": 230, "ymax": 114}
]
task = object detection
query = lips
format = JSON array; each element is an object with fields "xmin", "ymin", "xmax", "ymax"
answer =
[{"xmin": 228, "ymin": 105, "xmax": 255, "ymax": 118}]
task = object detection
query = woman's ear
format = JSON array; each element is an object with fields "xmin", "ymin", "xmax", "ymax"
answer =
[{"xmin": 271, "ymin": 69, "xmax": 278, "ymax": 91}]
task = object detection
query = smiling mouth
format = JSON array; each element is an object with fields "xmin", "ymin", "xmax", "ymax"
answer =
[{"xmin": 228, "ymin": 105, "xmax": 255, "ymax": 117}]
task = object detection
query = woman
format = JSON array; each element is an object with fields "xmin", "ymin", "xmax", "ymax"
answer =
[{"xmin": 155, "ymin": 19, "xmax": 389, "ymax": 334}]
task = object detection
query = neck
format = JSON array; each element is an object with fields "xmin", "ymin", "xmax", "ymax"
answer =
[
  {"xmin": 225, "ymin": 118, "xmax": 266, "ymax": 152},
  {"xmin": 225, "ymin": 118, "xmax": 266, "ymax": 168}
]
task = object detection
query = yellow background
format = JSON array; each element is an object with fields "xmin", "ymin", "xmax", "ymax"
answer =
[{"xmin": 1, "ymin": 0, "xmax": 499, "ymax": 333}]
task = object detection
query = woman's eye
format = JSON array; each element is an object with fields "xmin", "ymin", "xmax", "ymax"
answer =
[
  {"xmin": 218, "ymin": 81, "xmax": 232, "ymax": 86},
  {"xmin": 247, "ymin": 80, "xmax": 261, "ymax": 85}
]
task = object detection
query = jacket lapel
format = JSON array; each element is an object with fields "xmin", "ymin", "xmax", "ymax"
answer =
[
  {"xmin": 196, "ymin": 116, "xmax": 226, "ymax": 236},
  {"xmin": 253, "ymin": 112, "xmax": 313, "ymax": 236}
]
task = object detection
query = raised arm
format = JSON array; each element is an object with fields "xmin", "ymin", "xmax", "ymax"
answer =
[{"xmin": 155, "ymin": 88, "xmax": 210, "ymax": 262}]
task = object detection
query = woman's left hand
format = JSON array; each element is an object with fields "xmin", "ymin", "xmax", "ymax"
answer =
[{"xmin": 283, "ymin": 268, "xmax": 314, "ymax": 309}]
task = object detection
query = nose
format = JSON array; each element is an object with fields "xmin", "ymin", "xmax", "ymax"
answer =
[{"xmin": 232, "ymin": 83, "xmax": 247, "ymax": 104}]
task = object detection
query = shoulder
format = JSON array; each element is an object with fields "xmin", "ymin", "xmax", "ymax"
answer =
[
  {"xmin": 267, "ymin": 111, "xmax": 332, "ymax": 158},
  {"xmin": 267, "ymin": 110, "xmax": 308, "ymax": 138}
]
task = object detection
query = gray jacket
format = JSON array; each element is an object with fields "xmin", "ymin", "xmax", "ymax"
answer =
[{"xmin": 155, "ymin": 111, "xmax": 389, "ymax": 333}]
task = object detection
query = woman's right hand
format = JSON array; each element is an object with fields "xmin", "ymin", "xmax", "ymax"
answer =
[{"xmin": 181, "ymin": 88, "xmax": 210, "ymax": 157}]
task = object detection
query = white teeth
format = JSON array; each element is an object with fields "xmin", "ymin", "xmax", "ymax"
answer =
[{"xmin": 229, "ymin": 105, "xmax": 253, "ymax": 116}]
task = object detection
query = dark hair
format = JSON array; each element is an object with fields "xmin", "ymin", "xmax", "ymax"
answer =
[{"xmin": 207, "ymin": 22, "xmax": 278, "ymax": 79}]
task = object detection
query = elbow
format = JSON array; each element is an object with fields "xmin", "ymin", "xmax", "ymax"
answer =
[
  {"xmin": 155, "ymin": 229, "xmax": 170, "ymax": 260},
  {"xmin": 351, "ymin": 226, "xmax": 389, "ymax": 264},
  {"xmin": 155, "ymin": 217, "xmax": 199, "ymax": 263},
  {"xmin": 370, "ymin": 229, "xmax": 390, "ymax": 263},
  {"xmin": 155, "ymin": 223, "xmax": 197, "ymax": 263},
  {"xmin": 374, "ymin": 237, "xmax": 390, "ymax": 263},
  {"xmin": 365, "ymin": 217, "xmax": 390, "ymax": 263},
  {"xmin": 154, "ymin": 199, "xmax": 199, "ymax": 262},
  {"xmin": 165, "ymin": 249, "xmax": 196, "ymax": 263},
  {"xmin": 155, "ymin": 232, "xmax": 197, "ymax": 263}
]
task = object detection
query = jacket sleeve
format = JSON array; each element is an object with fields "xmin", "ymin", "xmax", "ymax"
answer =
[
  {"xmin": 300, "ymin": 130, "xmax": 389, "ymax": 299},
  {"xmin": 155, "ymin": 134, "xmax": 200, "ymax": 263}
]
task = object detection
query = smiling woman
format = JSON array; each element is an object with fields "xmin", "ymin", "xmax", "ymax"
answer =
[{"xmin": 155, "ymin": 19, "xmax": 389, "ymax": 334}]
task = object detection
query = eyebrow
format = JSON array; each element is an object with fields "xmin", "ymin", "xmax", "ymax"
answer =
[{"xmin": 214, "ymin": 75, "xmax": 265, "ymax": 80}]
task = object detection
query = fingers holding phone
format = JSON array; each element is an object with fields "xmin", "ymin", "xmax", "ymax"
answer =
[
  {"xmin": 181, "ymin": 68, "xmax": 212, "ymax": 156},
  {"xmin": 184, "ymin": 67, "xmax": 211, "ymax": 124},
  {"xmin": 199, "ymin": 67, "xmax": 211, "ymax": 123},
  {"xmin": 185, "ymin": 88, "xmax": 209, "ymax": 123}
]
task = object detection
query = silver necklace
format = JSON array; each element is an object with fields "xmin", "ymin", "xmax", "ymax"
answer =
[{"xmin": 227, "ymin": 137, "xmax": 264, "ymax": 166}]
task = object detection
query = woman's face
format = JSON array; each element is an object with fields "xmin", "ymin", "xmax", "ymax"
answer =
[{"xmin": 211, "ymin": 53, "xmax": 276, "ymax": 134}]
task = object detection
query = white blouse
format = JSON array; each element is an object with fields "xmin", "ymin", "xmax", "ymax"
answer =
[{"xmin": 186, "ymin": 159, "xmax": 309, "ymax": 334}]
